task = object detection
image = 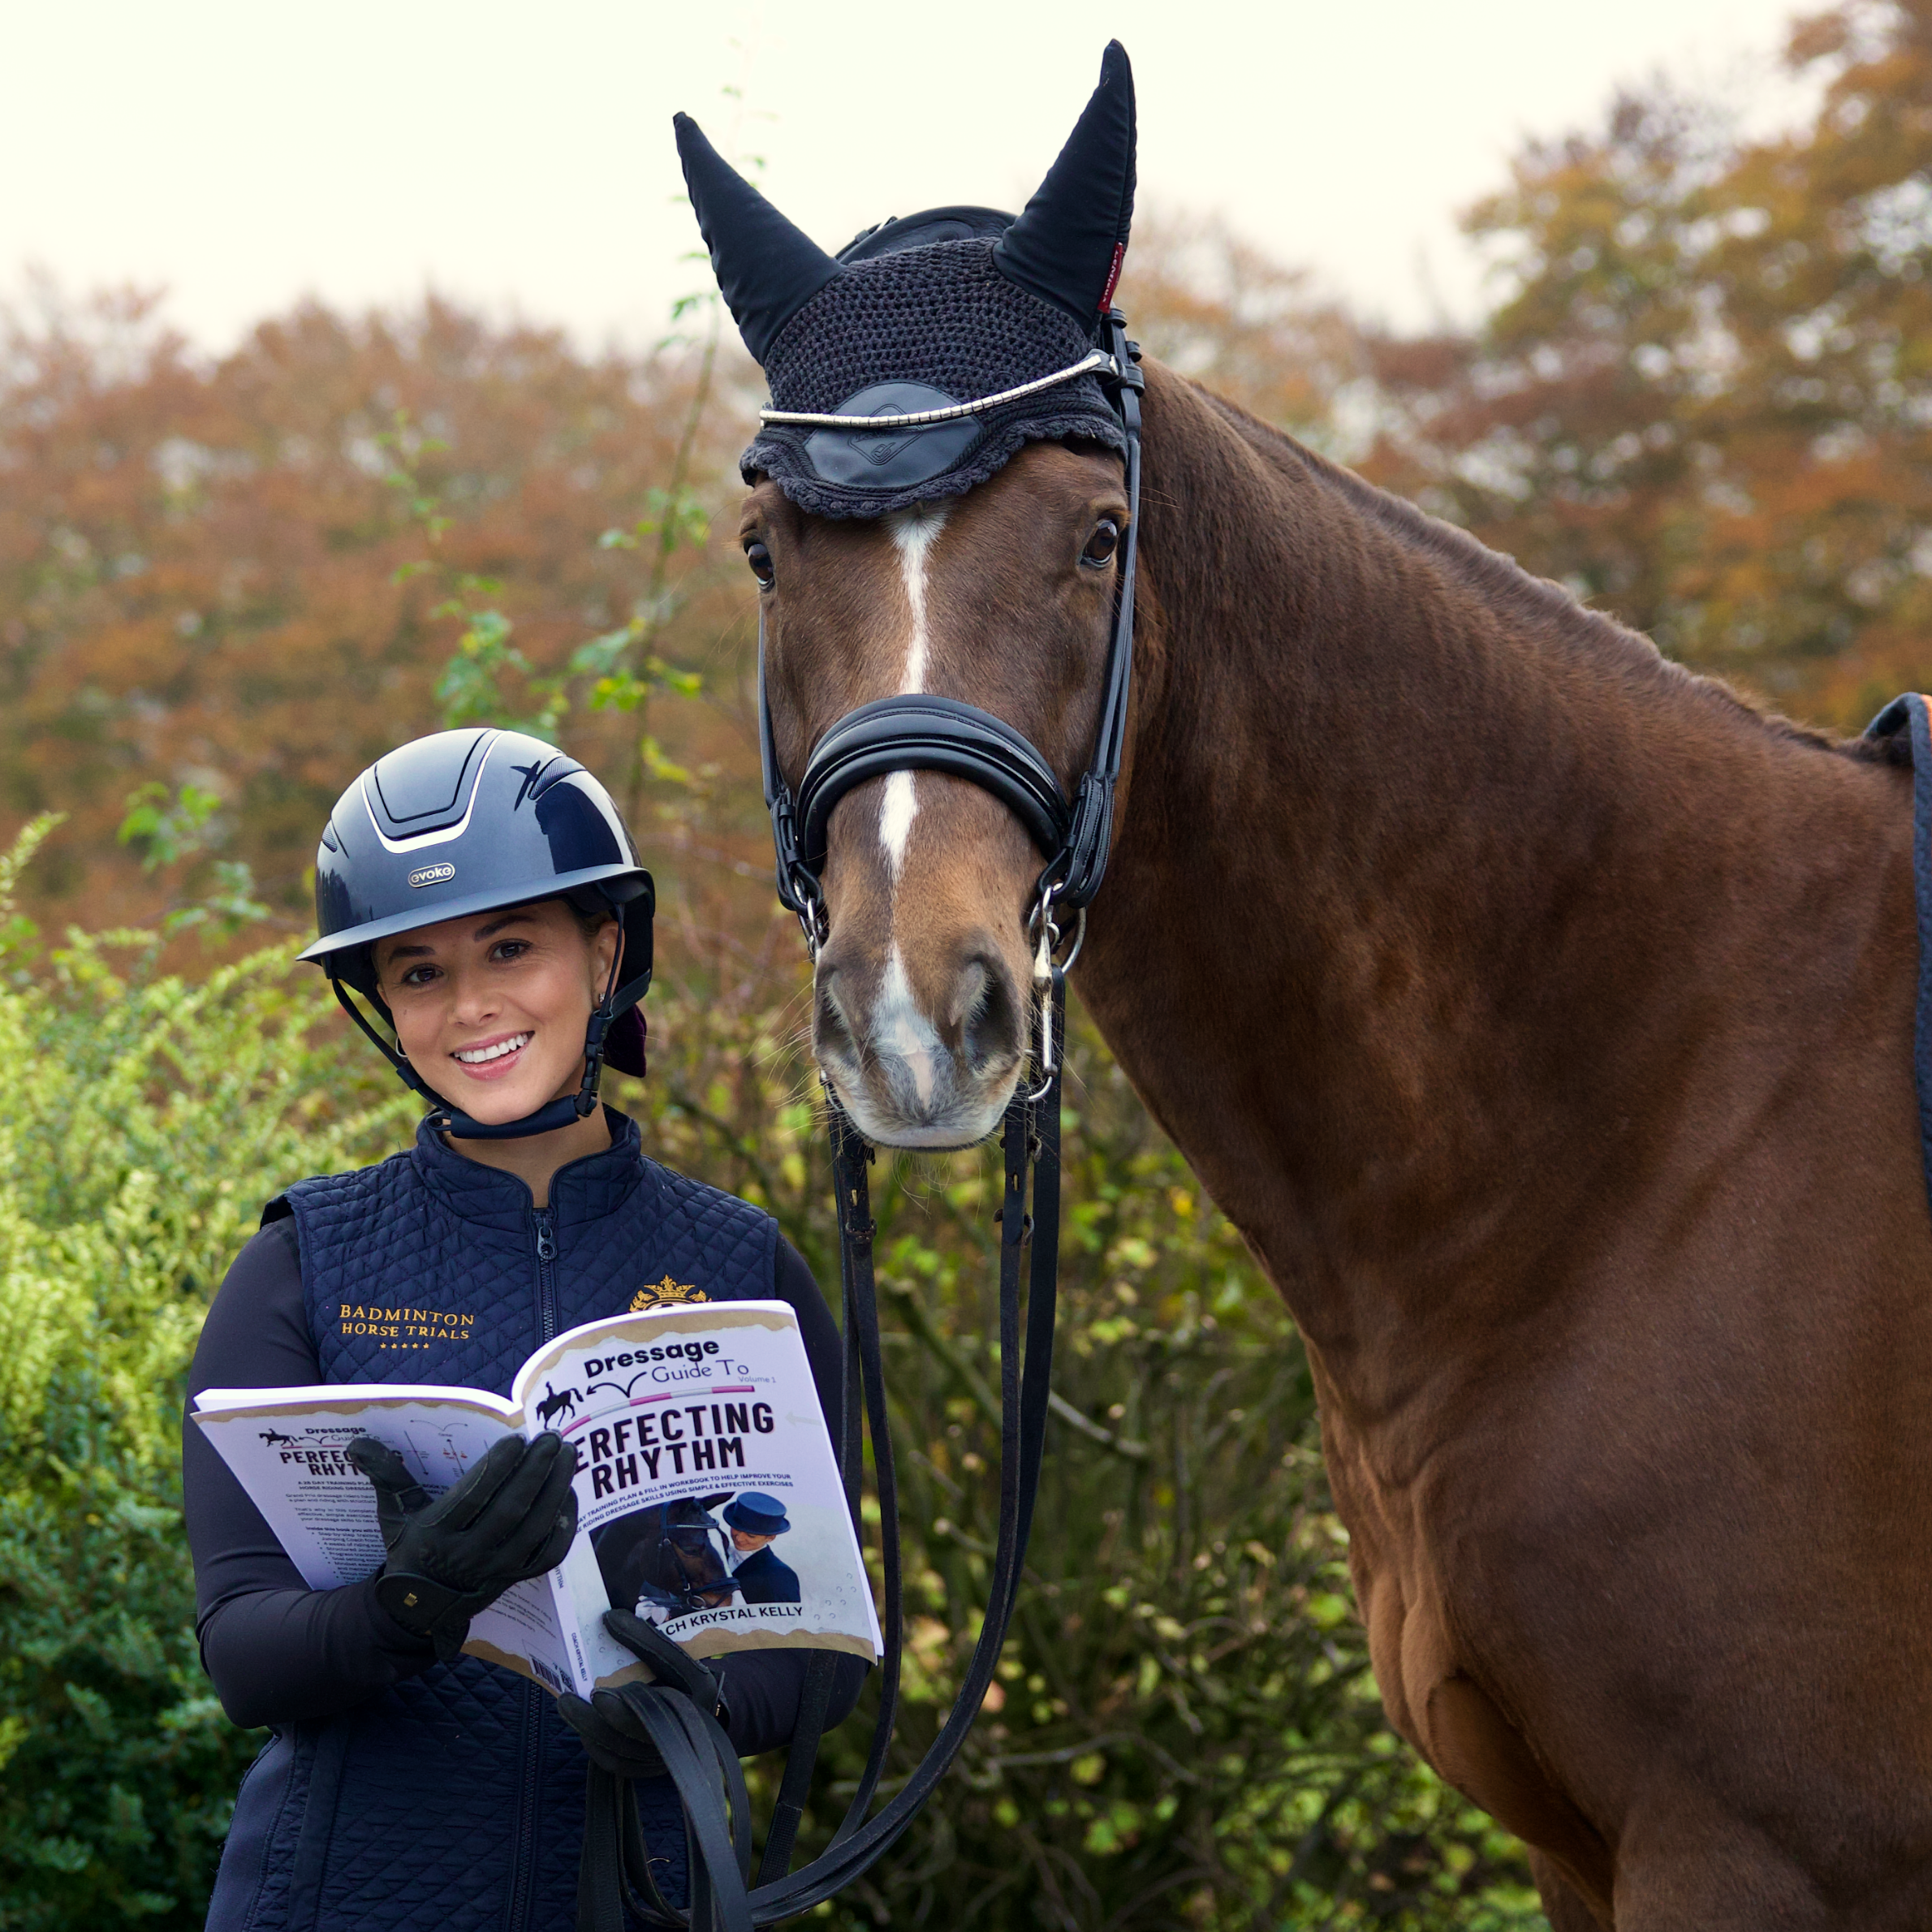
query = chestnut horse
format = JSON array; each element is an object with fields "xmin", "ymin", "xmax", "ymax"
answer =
[{"xmin": 744, "ymin": 367, "xmax": 1932, "ymax": 1925}]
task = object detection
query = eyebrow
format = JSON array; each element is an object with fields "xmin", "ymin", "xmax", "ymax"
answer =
[{"xmin": 380, "ymin": 911, "xmax": 535, "ymax": 963}]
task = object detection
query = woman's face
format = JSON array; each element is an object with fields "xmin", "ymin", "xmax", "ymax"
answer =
[{"xmin": 374, "ymin": 899, "xmax": 619, "ymax": 1125}]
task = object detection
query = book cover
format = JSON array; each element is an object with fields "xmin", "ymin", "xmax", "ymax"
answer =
[{"xmin": 192, "ymin": 1300, "xmax": 880, "ymax": 1697}]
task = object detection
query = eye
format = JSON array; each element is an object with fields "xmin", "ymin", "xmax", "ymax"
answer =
[
  {"xmin": 489, "ymin": 939, "xmax": 532, "ymax": 964},
  {"xmin": 397, "ymin": 964, "xmax": 440, "ymax": 989},
  {"xmin": 744, "ymin": 540, "xmax": 774, "ymax": 589},
  {"xmin": 1081, "ymin": 519, "xmax": 1120, "ymax": 569}
]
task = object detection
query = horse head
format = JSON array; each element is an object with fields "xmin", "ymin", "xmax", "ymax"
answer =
[
  {"xmin": 595, "ymin": 1495, "xmax": 738, "ymax": 1617},
  {"xmin": 663, "ymin": 1501, "xmax": 737, "ymax": 1608},
  {"xmin": 679, "ymin": 46, "xmax": 1141, "ymax": 1149}
]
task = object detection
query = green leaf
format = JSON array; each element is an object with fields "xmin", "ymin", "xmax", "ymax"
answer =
[{"xmin": 116, "ymin": 784, "xmax": 222, "ymax": 873}]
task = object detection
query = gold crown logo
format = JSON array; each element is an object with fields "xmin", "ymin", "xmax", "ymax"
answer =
[{"xmin": 629, "ymin": 1274, "xmax": 709, "ymax": 1313}]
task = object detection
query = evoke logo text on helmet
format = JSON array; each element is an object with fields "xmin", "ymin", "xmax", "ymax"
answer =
[{"xmin": 407, "ymin": 862, "xmax": 456, "ymax": 889}]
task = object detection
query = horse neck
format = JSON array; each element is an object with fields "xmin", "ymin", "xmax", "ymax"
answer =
[{"xmin": 1077, "ymin": 363, "xmax": 1882, "ymax": 1376}]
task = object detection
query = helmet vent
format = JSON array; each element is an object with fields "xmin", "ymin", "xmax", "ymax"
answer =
[{"xmin": 368, "ymin": 728, "xmax": 492, "ymax": 839}]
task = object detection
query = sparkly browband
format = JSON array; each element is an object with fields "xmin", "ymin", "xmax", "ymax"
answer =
[{"xmin": 757, "ymin": 348, "xmax": 1113, "ymax": 431}]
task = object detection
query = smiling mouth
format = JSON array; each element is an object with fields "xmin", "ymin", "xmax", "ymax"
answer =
[{"xmin": 453, "ymin": 1031, "xmax": 531, "ymax": 1069}]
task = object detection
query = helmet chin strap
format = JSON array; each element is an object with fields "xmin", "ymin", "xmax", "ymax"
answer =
[{"xmin": 328, "ymin": 945, "xmax": 626, "ymax": 1143}]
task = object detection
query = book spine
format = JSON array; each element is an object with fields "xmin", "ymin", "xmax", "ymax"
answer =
[{"xmin": 553, "ymin": 1566, "xmax": 593, "ymax": 1698}]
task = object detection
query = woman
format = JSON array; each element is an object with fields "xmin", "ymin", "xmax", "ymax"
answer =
[{"xmin": 185, "ymin": 727, "xmax": 864, "ymax": 1932}]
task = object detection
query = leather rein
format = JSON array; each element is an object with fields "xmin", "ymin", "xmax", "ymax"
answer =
[{"xmin": 579, "ymin": 313, "xmax": 1143, "ymax": 1932}]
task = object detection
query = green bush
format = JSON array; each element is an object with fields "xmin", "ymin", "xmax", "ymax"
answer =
[
  {"xmin": 0, "ymin": 819, "xmax": 413, "ymax": 1929},
  {"xmin": 0, "ymin": 822, "xmax": 1542, "ymax": 1930}
]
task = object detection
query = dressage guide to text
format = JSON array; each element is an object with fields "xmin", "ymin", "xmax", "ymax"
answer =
[{"xmin": 192, "ymin": 1302, "xmax": 881, "ymax": 1697}]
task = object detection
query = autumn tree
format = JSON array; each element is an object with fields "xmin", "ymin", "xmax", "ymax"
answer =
[
  {"xmin": 16, "ymin": 9, "xmax": 1932, "ymax": 942},
  {"xmin": 0, "ymin": 287, "xmax": 761, "ymax": 934},
  {"xmin": 1363, "ymin": 0, "xmax": 1932, "ymax": 731},
  {"xmin": 1117, "ymin": 213, "xmax": 1371, "ymax": 446}
]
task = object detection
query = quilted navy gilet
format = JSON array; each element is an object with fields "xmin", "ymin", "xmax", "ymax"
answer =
[{"xmin": 206, "ymin": 1110, "xmax": 778, "ymax": 1932}]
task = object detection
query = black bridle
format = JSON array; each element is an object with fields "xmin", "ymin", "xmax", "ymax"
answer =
[
  {"xmin": 638, "ymin": 1517, "xmax": 743, "ymax": 1618},
  {"xmin": 761, "ymin": 310, "xmax": 1145, "ymax": 953},
  {"xmin": 579, "ymin": 315, "xmax": 1141, "ymax": 1932}
]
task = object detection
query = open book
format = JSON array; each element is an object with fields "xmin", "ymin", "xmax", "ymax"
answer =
[{"xmin": 192, "ymin": 1300, "xmax": 881, "ymax": 1697}]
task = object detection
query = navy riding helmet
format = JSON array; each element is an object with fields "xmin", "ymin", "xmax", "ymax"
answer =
[{"xmin": 300, "ymin": 727, "xmax": 654, "ymax": 1141}]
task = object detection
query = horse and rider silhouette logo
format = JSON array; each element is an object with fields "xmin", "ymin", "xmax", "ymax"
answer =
[
  {"xmin": 535, "ymin": 1382, "xmax": 579, "ymax": 1428},
  {"xmin": 258, "ymin": 1427, "xmax": 298, "ymax": 1447}
]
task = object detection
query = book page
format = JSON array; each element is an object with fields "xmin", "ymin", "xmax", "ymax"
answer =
[
  {"xmin": 193, "ymin": 1384, "xmax": 603, "ymax": 1693},
  {"xmin": 191, "ymin": 1386, "xmax": 519, "ymax": 1590},
  {"xmin": 515, "ymin": 1303, "xmax": 882, "ymax": 1674}
]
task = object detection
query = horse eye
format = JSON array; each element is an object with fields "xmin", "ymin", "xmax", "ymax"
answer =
[
  {"xmin": 1081, "ymin": 520, "xmax": 1120, "ymax": 568},
  {"xmin": 744, "ymin": 540, "xmax": 775, "ymax": 589}
]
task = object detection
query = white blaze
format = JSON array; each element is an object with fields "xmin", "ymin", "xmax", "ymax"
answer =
[
  {"xmin": 873, "ymin": 944, "xmax": 941, "ymax": 1106},
  {"xmin": 878, "ymin": 507, "xmax": 947, "ymax": 878}
]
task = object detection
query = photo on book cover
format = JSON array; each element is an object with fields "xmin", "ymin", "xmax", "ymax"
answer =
[{"xmin": 533, "ymin": 1308, "xmax": 877, "ymax": 1661}]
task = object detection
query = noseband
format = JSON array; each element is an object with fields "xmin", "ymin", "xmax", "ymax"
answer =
[{"xmin": 758, "ymin": 309, "xmax": 1145, "ymax": 948}]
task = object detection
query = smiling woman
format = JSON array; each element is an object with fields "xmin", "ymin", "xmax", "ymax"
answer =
[
  {"xmin": 180, "ymin": 726, "xmax": 869, "ymax": 1932},
  {"xmin": 375, "ymin": 900, "xmax": 623, "ymax": 1203}
]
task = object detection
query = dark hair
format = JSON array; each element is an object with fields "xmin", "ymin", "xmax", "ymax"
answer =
[{"xmin": 559, "ymin": 893, "xmax": 618, "ymax": 942}]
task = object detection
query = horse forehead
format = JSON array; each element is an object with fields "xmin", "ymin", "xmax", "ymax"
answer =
[
  {"xmin": 773, "ymin": 446, "xmax": 1118, "ymax": 720},
  {"xmin": 783, "ymin": 520, "xmax": 911, "ymax": 684},
  {"xmin": 781, "ymin": 442, "xmax": 1115, "ymax": 580}
]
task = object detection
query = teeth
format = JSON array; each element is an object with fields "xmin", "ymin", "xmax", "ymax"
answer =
[{"xmin": 455, "ymin": 1033, "xmax": 530, "ymax": 1065}]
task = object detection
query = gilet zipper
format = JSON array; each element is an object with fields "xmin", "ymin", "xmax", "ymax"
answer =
[
  {"xmin": 533, "ymin": 1206, "xmax": 558, "ymax": 1343},
  {"xmin": 499, "ymin": 1684, "xmax": 545, "ymax": 1932},
  {"xmin": 504, "ymin": 1203, "xmax": 560, "ymax": 1930}
]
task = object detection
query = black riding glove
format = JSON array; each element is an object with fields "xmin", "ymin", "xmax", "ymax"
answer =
[
  {"xmin": 346, "ymin": 1432, "xmax": 579, "ymax": 1662},
  {"xmin": 558, "ymin": 1607, "xmax": 725, "ymax": 1778}
]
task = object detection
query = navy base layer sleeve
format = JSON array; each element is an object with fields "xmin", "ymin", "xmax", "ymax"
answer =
[{"xmin": 185, "ymin": 1216, "xmax": 865, "ymax": 1746}]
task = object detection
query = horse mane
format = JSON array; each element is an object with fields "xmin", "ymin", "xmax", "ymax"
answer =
[{"xmin": 1181, "ymin": 381, "xmax": 1864, "ymax": 763}]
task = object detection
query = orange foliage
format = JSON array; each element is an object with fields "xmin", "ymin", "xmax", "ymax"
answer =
[
  {"xmin": 11, "ymin": 2, "xmax": 1932, "ymax": 933},
  {"xmin": 1116, "ymin": 213, "xmax": 1369, "ymax": 442},
  {"xmin": 1359, "ymin": 0, "xmax": 1932, "ymax": 731},
  {"xmin": 0, "ymin": 287, "xmax": 764, "ymax": 933}
]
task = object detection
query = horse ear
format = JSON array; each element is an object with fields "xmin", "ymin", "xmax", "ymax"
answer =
[
  {"xmin": 674, "ymin": 113, "xmax": 844, "ymax": 364},
  {"xmin": 993, "ymin": 41, "xmax": 1137, "ymax": 326}
]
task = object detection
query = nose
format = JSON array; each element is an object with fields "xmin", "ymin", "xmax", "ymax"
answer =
[
  {"xmin": 446, "ymin": 961, "xmax": 500, "ymax": 1024},
  {"xmin": 813, "ymin": 932, "xmax": 1029, "ymax": 1145}
]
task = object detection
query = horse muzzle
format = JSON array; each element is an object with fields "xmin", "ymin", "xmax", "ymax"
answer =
[{"xmin": 813, "ymin": 934, "xmax": 1026, "ymax": 1149}]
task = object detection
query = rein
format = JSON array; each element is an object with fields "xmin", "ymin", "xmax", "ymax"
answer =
[
  {"xmin": 579, "ymin": 982, "xmax": 1063, "ymax": 1931},
  {"xmin": 580, "ymin": 313, "xmax": 1141, "ymax": 1932}
]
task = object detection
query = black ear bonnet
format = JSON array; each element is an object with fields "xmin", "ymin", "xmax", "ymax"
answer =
[{"xmin": 675, "ymin": 41, "xmax": 1136, "ymax": 520}]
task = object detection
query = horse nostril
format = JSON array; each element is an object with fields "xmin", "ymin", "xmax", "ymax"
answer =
[
  {"xmin": 959, "ymin": 953, "xmax": 1024, "ymax": 1077},
  {"xmin": 814, "ymin": 969, "xmax": 859, "ymax": 1067}
]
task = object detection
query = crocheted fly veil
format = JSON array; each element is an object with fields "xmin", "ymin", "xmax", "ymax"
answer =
[{"xmin": 675, "ymin": 41, "xmax": 1136, "ymax": 519}]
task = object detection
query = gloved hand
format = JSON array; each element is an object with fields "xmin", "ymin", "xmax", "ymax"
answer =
[
  {"xmin": 346, "ymin": 1432, "xmax": 579, "ymax": 1662},
  {"xmin": 558, "ymin": 1607, "xmax": 724, "ymax": 1778}
]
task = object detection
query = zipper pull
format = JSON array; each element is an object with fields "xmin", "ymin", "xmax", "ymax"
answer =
[{"xmin": 533, "ymin": 1209, "xmax": 557, "ymax": 1261}]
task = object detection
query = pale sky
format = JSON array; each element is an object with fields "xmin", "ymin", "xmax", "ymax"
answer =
[{"xmin": 2, "ymin": 0, "xmax": 1819, "ymax": 353}]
